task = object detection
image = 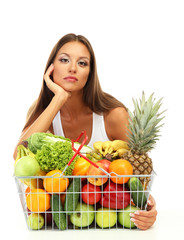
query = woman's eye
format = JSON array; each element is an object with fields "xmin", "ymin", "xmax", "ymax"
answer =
[
  {"xmin": 78, "ymin": 61, "xmax": 88, "ymax": 66},
  {"xmin": 60, "ymin": 58, "xmax": 69, "ymax": 63}
]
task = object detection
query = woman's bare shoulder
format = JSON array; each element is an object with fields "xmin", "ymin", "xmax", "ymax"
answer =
[
  {"xmin": 104, "ymin": 107, "xmax": 129, "ymax": 141},
  {"xmin": 105, "ymin": 107, "xmax": 129, "ymax": 124}
]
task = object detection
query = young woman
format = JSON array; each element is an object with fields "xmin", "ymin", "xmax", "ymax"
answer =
[{"xmin": 13, "ymin": 33, "xmax": 157, "ymax": 230}]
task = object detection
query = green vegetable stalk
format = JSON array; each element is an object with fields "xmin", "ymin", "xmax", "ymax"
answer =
[{"xmin": 27, "ymin": 132, "xmax": 71, "ymax": 154}]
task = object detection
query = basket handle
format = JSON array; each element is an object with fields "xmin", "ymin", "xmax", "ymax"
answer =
[
  {"xmin": 61, "ymin": 131, "xmax": 110, "ymax": 177},
  {"xmin": 61, "ymin": 131, "xmax": 88, "ymax": 175}
]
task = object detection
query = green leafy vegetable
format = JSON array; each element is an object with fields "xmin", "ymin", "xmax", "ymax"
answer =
[
  {"xmin": 27, "ymin": 132, "xmax": 92, "ymax": 155},
  {"xmin": 27, "ymin": 132, "xmax": 70, "ymax": 154},
  {"xmin": 35, "ymin": 141, "xmax": 78, "ymax": 176}
]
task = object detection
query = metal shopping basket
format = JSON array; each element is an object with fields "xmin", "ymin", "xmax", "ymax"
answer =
[{"xmin": 14, "ymin": 131, "xmax": 155, "ymax": 231}]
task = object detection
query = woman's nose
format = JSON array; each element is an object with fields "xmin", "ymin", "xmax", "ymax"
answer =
[{"xmin": 69, "ymin": 61, "xmax": 77, "ymax": 73}]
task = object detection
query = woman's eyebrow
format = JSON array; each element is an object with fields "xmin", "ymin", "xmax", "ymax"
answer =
[{"xmin": 58, "ymin": 52, "xmax": 89, "ymax": 60}]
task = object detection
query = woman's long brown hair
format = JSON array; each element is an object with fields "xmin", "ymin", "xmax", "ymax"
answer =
[{"xmin": 23, "ymin": 33, "xmax": 127, "ymax": 130}]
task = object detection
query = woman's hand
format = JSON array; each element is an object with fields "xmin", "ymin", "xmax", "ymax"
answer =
[
  {"xmin": 44, "ymin": 64, "xmax": 71, "ymax": 100},
  {"xmin": 130, "ymin": 195, "xmax": 157, "ymax": 230}
]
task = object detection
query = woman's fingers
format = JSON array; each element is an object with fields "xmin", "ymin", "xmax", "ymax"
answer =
[
  {"xmin": 130, "ymin": 210, "xmax": 157, "ymax": 221},
  {"xmin": 44, "ymin": 64, "xmax": 62, "ymax": 94},
  {"xmin": 44, "ymin": 64, "xmax": 53, "ymax": 84},
  {"xmin": 130, "ymin": 207, "xmax": 157, "ymax": 230},
  {"xmin": 45, "ymin": 63, "xmax": 54, "ymax": 78},
  {"xmin": 129, "ymin": 194, "xmax": 158, "ymax": 230},
  {"xmin": 44, "ymin": 64, "xmax": 55, "ymax": 88},
  {"xmin": 130, "ymin": 217, "xmax": 153, "ymax": 230},
  {"xmin": 147, "ymin": 195, "xmax": 156, "ymax": 211},
  {"xmin": 44, "ymin": 64, "xmax": 71, "ymax": 100}
]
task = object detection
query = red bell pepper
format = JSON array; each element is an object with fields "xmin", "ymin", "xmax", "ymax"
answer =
[{"xmin": 100, "ymin": 181, "xmax": 131, "ymax": 209}]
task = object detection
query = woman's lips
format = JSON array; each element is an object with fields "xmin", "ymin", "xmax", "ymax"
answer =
[{"xmin": 64, "ymin": 76, "xmax": 78, "ymax": 82}]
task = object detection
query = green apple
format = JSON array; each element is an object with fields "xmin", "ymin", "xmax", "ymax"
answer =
[
  {"xmin": 118, "ymin": 205, "xmax": 139, "ymax": 228},
  {"xmin": 96, "ymin": 207, "xmax": 117, "ymax": 228},
  {"xmin": 27, "ymin": 213, "xmax": 44, "ymax": 230},
  {"xmin": 14, "ymin": 156, "xmax": 40, "ymax": 178},
  {"xmin": 70, "ymin": 203, "xmax": 95, "ymax": 227}
]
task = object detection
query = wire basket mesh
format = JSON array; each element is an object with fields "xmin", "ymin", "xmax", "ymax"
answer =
[
  {"xmin": 14, "ymin": 131, "xmax": 155, "ymax": 230},
  {"xmin": 14, "ymin": 172, "xmax": 155, "ymax": 231}
]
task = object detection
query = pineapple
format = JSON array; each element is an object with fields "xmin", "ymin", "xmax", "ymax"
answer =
[{"xmin": 123, "ymin": 92, "xmax": 165, "ymax": 186}]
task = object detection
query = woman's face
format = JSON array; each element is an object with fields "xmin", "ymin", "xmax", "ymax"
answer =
[{"xmin": 53, "ymin": 41, "xmax": 90, "ymax": 93}]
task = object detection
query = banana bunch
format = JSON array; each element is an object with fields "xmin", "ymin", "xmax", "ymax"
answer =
[
  {"xmin": 93, "ymin": 140, "xmax": 129, "ymax": 160},
  {"xmin": 86, "ymin": 151, "xmax": 103, "ymax": 162},
  {"xmin": 15, "ymin": 144, "xmax": 45, "ymax": 189},
  {"xmin": 14, "ymin": 144, "xmax": 35, "ymax": 166}
]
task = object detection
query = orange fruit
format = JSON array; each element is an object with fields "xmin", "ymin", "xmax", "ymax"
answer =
[
  {"xmin": 25, "ymin": 186, "xmax": 31, "ymax": 197},
  {"xmin": 109, "ymin": 159, "xmax": 133, "ymax": 184},
  {"xmin": 43, "ymin": 170, "xmax": 69, "ymax": 193},
  {"xmin": 26, "ymin": 188, "xmax": 50, "ymax": 212},
  {"xmin": 72, "ymin": 157, "xmax": 91, "ymax": 176},
  {"xmin": 131, "ymin": 200, "xmax": 136, "ymax": 206}
]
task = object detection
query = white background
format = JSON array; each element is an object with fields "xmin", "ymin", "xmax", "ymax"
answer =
[{"xmin": 1, "ymin": 0, "xmax": 184, "ymax": 239}]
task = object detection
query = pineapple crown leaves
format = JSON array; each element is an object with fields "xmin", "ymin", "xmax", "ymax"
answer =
[{"xmin": 127, "ymin": 91, "xmax": 166, "ymax": 153}]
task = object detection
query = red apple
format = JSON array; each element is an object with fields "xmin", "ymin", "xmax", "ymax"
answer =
[
  {"xmin": 82, "ymin": 183, "xmax": 101, "ymax": 205},
  {"xmin": 98, "ymin": 160, "xmax": 111, "ymax": 172},
  {"xmin": 87, "ymin": 162, "xmax": 108, "ymax": 186}
]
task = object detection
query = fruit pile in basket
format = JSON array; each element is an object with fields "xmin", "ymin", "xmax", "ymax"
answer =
[{"xmin": 14, "ymin": 92, "xmax": 165, "ymax": 230}]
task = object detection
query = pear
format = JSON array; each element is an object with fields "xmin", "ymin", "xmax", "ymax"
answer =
[
  {"xmin": 27, "ymin": 213, "xmax": 44, "ymax": 230},
  {"xmin": 14, "ymin": 156, "xmax": 40, "ymax": 177}
]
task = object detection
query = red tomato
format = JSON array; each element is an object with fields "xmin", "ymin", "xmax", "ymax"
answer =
[{"xmin": 81, "ymin": 183, "xmax": 101, "ymax": 205}]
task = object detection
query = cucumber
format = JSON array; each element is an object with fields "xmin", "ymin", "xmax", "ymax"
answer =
[
  {"xmin": 50, "ymin": 194, "xmax": 66, "ymax": 230},
  {"xmin": 64, "ymin": 177, "xmax": 80, "ymax": 215},
  {"xmin": 128, "ymin": 177, "xmax": 147, "ymax": 208}
]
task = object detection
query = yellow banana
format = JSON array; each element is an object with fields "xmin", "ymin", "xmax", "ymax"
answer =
[
  {"xmin": 111, "ymin": 140, "xmax": 129, "ymax": 151},
  {"xmin": 14, "ymin": 146, "xmax": 21, "ymax": 166},
  {"xmin": 23, "ymin": 169, "xmax": 46, "ymax": 189},
  {"xmin": 93, "ymin": 141, "xmax": 104, "ymax": 155},
  {"xmin": 14, "ymin": 145, "xmax": 27, "ymax": 166},
  {"xmin": 26, "ymin": 148, "xmax": 35, "ymax": 158},
  {"xmin": 102, "ymin": 141, "xmax": 113, "ymax": 156},
  {"xmin": 23, "ymin": 178, "xmax": 44, "ymax": 189},
  {"xmin": 116, "ymin": 148, "xmax": 129, "ymax": 157}
]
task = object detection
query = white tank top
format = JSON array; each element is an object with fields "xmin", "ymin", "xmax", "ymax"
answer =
[{"xmin": 52, "ymin": 111, "xmax": 110, "ymax": 148}]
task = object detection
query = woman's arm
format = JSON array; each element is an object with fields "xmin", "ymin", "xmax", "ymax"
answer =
[
  {"xmin": 13, "ymin": 64, "xmax": 70, "ymax": 159},
  {"xmin": 105, "ymin": 107, "xmax": 130, "ymax": 141}
]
